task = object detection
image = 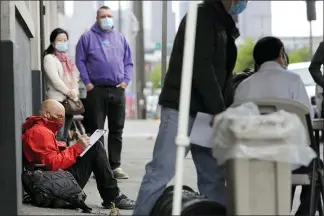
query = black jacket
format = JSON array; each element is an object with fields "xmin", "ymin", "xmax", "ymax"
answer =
[
  {"xmin": 158, "ymin": 2, "xmax": 239, "ymax": 115},
  {"xmin": 309, "ymin": 41, "xmax": 324, "ymax": 88}
]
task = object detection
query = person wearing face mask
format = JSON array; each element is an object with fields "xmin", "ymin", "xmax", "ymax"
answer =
[
  {"xmin": 22, "ymin": 99, "xmax": 135, "ymax": 209},
  {"xmin": 75, "ymin": 6, "xmax": 133, "ymax": 180},
  {"xmin": 132, "ymin": 1, "xmax": 247, "ymax": 215},
  {"xmin": 234, "ymin": 36, "xmax": 316, "ymax": 216},
  {"xmin": 234, "ymin": 36, "xmax": 313, "ymax": 119},
  {"xmin": 43, "ymin": 28, "xmax": 79, "ymax": 144}
]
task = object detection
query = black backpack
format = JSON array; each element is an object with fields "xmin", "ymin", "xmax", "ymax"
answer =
[
  {"xmin": 224, "ymin": 68, "xmax": 256, "ymax": 107},
  {"xmin": 232, "ymin": 68, "xmax": 256, "ymax": 91},
  {"xmin": 21, "ymin": 169, "xmax": 92, "ymax": 213},
  {"xmin": 150, "ymin": 185, "xmax": 226, "ymax": 216}
]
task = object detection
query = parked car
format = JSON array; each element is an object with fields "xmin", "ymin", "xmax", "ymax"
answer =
[{"xmin": 287, "ymin": 61, "xmax": 323, "ymax": 117}]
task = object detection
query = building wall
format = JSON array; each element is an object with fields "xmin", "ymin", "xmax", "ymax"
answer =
[
  {"xmin": 63, "ymin": 1, "xmax": 97, "ymax": 60},
  {"xmin": 150, "ymin": 1, "xmax": 176, "ymax": 44},
  {"xmin": 238, "ymin": 1, "xmax": 272, "ymax": 39},
  {"xmin": 0, "ymin": 1, "xmax": 63, "ymax": 214},
  {"xmin": 179, "ymin": 1, "xmax": 188, "ymax": 20}
]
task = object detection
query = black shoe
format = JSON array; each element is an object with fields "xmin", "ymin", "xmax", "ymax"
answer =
[{"xmin": 102, "ymin": 194, "xmax": 135, "ymax": 210}]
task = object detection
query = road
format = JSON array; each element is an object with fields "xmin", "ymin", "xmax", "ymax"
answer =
[{"xmin": 22, "ymin": 120, "xmax": 302, "ymax": 215}]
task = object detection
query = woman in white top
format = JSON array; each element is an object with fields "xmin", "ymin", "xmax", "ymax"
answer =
[{"xmin": 43, "ymin": 28, "xmax": 79, "ymax": 144}]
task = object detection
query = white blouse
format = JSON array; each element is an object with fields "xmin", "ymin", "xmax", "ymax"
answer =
[{"xmin": 43, "ymin": 54, "xmax": 79, "ymax": 102}]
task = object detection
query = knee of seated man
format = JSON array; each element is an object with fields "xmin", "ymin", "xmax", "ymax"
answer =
[{"xmin": 87, "ymin": 140, "xmax": 105, "ymax": 154}]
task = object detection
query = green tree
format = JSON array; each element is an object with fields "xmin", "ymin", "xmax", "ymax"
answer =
[
  {"xmin": 150, "ymin": 64, "xmax": 168, "ymax": 88},
  {"xmin": 233, "ymin": 37, "xmax": 255, "ymax": 73},
  {"xmin": 287, "ymin": 47, "xmax": 310, "ymax": 64}
]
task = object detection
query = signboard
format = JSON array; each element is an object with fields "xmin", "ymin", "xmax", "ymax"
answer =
[{"xmin": 155, "ymin": 41, "xmax": 173, "ymax": 50}]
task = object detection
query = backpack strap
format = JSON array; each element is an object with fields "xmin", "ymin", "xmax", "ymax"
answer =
[{"xmin": 69, "ymin": 199, "xmax": 92, "ymax": 213}]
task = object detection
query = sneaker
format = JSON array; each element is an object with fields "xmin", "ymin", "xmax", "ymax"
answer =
[
  {"xmin": 102, "ymin": 194, "xmax": 135, "ymax": 210},
  {"xmin": 113, "ymin": 168, "xmax": 129, "ymax": 179}
]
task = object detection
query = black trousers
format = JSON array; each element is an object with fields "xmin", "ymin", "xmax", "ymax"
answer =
[
  {"xmin": 292, "ymin": 163, "xmax": 321, "ymax": 215},
  {"xmin": 67, "ymin": 141, "xmax": 119, "ymax": 201},
  {"xmin": 85, "ymin": 86, "xmax": 126, "ymax": 170}
]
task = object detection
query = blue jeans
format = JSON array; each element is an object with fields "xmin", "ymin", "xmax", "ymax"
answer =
[
  {"xmin": 133, "ymin": 107, "xmax": 226, "ymax": 215},
  {"xmin": 56, "ymin": 115, "xmax": 73, "ymax": 144}
]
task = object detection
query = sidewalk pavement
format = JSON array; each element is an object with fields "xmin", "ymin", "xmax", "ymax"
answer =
[
  {"xmin": 22, "ymin": 133, "xmax": 302, "ymax": 215},
  {"xmin": 21, "ymin": 137, "xmax": 198, "ymax": 215}
]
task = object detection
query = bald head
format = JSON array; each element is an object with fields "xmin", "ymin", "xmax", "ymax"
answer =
[{"xmin": 40, "ymin": 99, "xmax": 65, "ymax": 122}]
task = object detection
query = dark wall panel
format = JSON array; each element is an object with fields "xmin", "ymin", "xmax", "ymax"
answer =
[
  {"xmin": 32, "ymin": 70, "xmax": 42, "ymax": 115},
  {"xmin": 0, "ymin": 12, "xmax": 33, "ymax": 214},
  {"xmin": 0, "ymin": 40, "xmax": 21, "ymax": 215}
]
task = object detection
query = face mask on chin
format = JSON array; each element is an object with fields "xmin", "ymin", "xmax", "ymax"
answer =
[
  {"xmin": 280, "ymin": 50, "xmax": 289, "ymax": 69},
  {"xmin": 100, "ymin": 17, "xmax": 114, "ymax": 30}
]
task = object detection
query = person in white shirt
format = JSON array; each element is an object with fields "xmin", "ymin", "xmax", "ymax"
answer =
[
  {"xmin": 43, "ymin": 28, "xmax": 80, "ymax": 144},
  {"xmin": 234, "ymin": 36, "xmax": 314, "ymax": 118},
  {"xmin": 234, "ymin": 36, "xmax": 314, "ymax": 216}
]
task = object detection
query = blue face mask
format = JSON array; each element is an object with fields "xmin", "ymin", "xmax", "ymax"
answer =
[
  {"xmin": 230, "ymin": 1, "xmax": 247, "ymax": 16},
  {"xmin": 55, "ymin": 42, "xmax": 68, "ymax": 52},
  {"xmin": 100, "ymin": 17, "xmax": 114, "ymax": 30}
]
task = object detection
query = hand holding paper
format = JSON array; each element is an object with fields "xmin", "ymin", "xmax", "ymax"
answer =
[{"xmin": 190, "ymin": 112, "xmax": 214, "ymax": 148}]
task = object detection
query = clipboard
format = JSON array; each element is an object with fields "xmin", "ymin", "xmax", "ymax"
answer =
[{"xmin": 79, "ymin": 129, "xmax": 107, "ymax": 157}]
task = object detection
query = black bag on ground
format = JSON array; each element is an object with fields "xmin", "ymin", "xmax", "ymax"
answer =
[
  {"xmin": 150, "ymin": 185, "xmax": 226, "ymax": 216},
  {"xmin": 21, "ymin": 169, "xmax": 92, "ymax": 213}
]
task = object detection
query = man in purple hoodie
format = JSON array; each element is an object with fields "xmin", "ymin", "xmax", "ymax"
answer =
[{"xmin": 76, "ymin": 6, "xmax": 133, "ymax": 180}]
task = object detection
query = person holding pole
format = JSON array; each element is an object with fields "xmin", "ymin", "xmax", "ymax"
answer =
[{"xmin": 133, "ymin": 1, "xmax": 248, "ymax": 215}]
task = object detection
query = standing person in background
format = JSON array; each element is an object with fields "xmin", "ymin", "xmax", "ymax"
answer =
[
  {"xmin": 43, "ymin": 28, "xmax": 79, "ymax": 144},
  {"xmin": 76, "ymin": 6, "xmax": 133, "ymax": 179},
  {"xmin": 309, "ymin": 41, "xmax": 324, "ymax": 117}
]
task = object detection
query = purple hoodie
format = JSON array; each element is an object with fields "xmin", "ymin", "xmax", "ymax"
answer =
[{"xmin": 75, "ymin": 23, "xmax": 133, "ymax": 86}]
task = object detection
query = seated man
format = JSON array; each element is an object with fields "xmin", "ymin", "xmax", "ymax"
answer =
[
  {"xmin": 234, "ymin": 36, "xmax": 314, "ymax": 215},
  {"xmin": 22, "ymin": 99, "xmax": 135, "ymax": 209}
]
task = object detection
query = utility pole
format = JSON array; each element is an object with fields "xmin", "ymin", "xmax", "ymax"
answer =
[
  {"xmin": 253, "ymin": 15, "xmax": 267, "ymax": 37},
  {"xmin": 161, "ymin": 1, "xmax": 168, "ymax": 86},
  {"xmin": 306, "ymin": 0, "xmax": 316, "ymax": 58},
  {"xmin": 118, "ymin": 0, "xmax": 122, "ymax": 32},
  {"xmin": 133, "ymin": 1, "xmax": 146, "ymax": 119}
]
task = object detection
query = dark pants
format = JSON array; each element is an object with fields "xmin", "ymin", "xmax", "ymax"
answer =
[
  {"xmin": 81, "ymin": 98, "xmax": 90, "ymax": 134},
  {"xmin": 292, "ymin": 162, "xmax": 322, "ymax": 215},
  {"xmin": 68, "ymin": 141, "xmax": 119, "ymax": 201},
  {"xmin": 85, "ymin": 86, "xmax": 126, "ymax": 170},
  {"xmin": 57, "ymin": 114, "xmax": 73, "ymax": 145}
]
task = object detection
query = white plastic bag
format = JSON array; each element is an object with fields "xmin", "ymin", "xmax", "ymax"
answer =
[{"xmin": 212, "ymin": 103, "xmax": 316, "ymax": 168}]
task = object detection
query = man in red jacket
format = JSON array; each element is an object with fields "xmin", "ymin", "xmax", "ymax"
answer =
[{"xmin": 22, "ymin": 99, "xmax": 135, "ymax": 209}]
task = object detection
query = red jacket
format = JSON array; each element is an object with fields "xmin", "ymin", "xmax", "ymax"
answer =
[{"xmin": 22, "ymin": 116, "xmax": 83, "ymax": 171}]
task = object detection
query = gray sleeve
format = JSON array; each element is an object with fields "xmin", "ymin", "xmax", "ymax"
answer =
[{"xmin": 309, "ymin": 42, "xmax": 324, "ymax": 87}]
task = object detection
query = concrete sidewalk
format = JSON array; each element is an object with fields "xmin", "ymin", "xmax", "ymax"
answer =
[
  {"xmin": 22, "ymin": 135, "xmax": 302, "ymax": 215},
  {"xmin": 21, "ymin": 137, "xmax": 198, "ymax": 215}
]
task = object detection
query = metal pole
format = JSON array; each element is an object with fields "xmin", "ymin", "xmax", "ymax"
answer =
[
  {"xmin": 118, "ymin": 0, "xmax": 122, "ymax": 32},
  {"xmin": 133, "ymin": 1, "xmax": 146, "ymax": 119},
  {"xmin": 161, "ymin": 1, "xmax": 168, "ymax": 86},
  {"xmin": 39, "ymin": 0, "xmax": 46, "ymax": 101},
  {"xmin": 172, "ymin": 2, "xmax": 199, "ymax": 215},
  {"xmin": 309, "ymin": 20, "xmax": 313, "ymax": 59}
]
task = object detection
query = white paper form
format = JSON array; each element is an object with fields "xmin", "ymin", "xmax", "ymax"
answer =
[
  {"xmin": 190, "ymin": 112, "xmax": 214, "ymax": 148},
  {"xmin": 79, "ymin": 129, "xmax": 107, "ymax": 157}
]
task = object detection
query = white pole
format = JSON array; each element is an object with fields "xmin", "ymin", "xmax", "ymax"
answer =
[
  {"xmin": 161, "ymin": 0, "xmax": 168, "ymax": 86},
  {"xmin": 172, "ymin": 1, "xmax": 200, "ymax": 215}
]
